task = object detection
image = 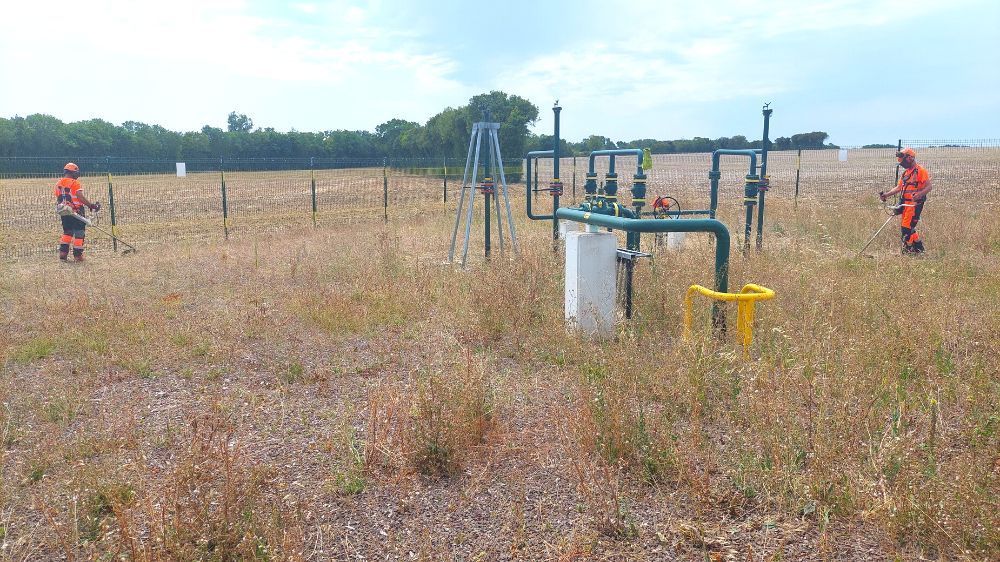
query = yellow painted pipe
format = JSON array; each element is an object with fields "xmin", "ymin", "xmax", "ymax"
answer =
[{"xmin": 684, "ymin": 283, "xmax": 775, "ymax": 357}]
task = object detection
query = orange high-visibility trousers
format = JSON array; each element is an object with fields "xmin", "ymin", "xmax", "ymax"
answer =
[{"xmin": 900, "ymin": 199, "xmax": 925, "ymax": 252}]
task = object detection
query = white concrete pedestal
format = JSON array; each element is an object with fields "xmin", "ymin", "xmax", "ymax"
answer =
[{"xmin": 565, "ymin": 230, "xmax": 617, "ymax": 338}]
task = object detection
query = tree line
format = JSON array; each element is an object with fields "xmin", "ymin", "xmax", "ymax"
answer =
[{"xmin": 0, "ymin": 91, "xmax": 835, "ymax": 161}]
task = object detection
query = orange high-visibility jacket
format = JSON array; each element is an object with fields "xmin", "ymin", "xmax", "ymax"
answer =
[
  {"xmin": 897, "ymin": 165, "xmax": 930, "ymax": 201},
  {"xmin": 54, "ymin": 177, "xmax": 84, "ymax": 210}
]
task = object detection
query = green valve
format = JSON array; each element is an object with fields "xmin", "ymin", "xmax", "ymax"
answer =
[
  {"xmin": 604, "ymin": 173, "xmax": 619, "ymax": 198},
  {"xmin": 744, "ymin": 175, "xmax": 760, "ymax": 199}
]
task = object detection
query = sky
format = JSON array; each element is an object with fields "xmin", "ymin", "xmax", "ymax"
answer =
[{"xmin": 1, "ymin": 0, "xmax": 997, "ymax": 146}]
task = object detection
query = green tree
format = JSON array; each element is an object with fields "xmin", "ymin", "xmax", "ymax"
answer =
[
  {"xmin": 227, "ymin": 112, "xmax": 254, "ymax": 133},
  {"xmin": 575, "ymin": 135, "xmax": 617, "ymax": 153},
  {"xmin": 375, "ymin": 118, "xmax": 420, "ymax": 157},
  {"xmin": 19, "ymin": 114, "xmax": 68, "ymax": 155},
  {"xmin": 180, "ymin": 131, "xmax": 211, "ymax": 159},
  {"xmin": 466, "ymin": 91, "xmax": 538, "ymax": 162},
  {"xmin": 65, "ymin": 118, "xmax": 120, "ymax": 156},
  {"xmin": 0, "ymin": 118, "xmax": 16, "ymax": 156},
  {"xmin": 790, "ymin": 131, "xmax": 829, "ymax": 149},
  {"xmin": 424, "ymin": 107, "xmax": 471, "ymax": 159}
]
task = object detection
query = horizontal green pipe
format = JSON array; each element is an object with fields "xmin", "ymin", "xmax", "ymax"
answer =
[
  {"xmin": 712, "ymin": 149, "xmax": 758, "ymax": 172},
  {"xmin": 589, "ymin": 149, "xmax": 644, "ymax": 177},
  {"xmin": 555, "ymin": 208, "xmax": 730, "ymax": 296}
]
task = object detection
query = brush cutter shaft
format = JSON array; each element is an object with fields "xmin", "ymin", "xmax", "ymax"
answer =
[
  {"xmin": 857, "ymin": 214, "xmax": 897, "ymax": 256},
  {"xmin": 70, "ymin": 213, "xmax": 139, "ymax": 253}
]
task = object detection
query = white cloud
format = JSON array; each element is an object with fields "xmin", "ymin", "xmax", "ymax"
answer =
[
  {"xmin": 0, "ymin": 0, "xmax": 467, "ymax": 131},
  {"xmin": 493, "ymin": 0, "xmax": 966, "ymax": 140},
  {"xmin": 0, "ymin": 0, "xmax": 988, "ymax": 141}
]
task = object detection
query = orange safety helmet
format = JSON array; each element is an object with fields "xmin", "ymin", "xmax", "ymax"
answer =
[
  {"xmin": 896, "ymin": 147, "xmax": 916, "ymax": 160},
  {"xmin": 64, "ymin": 162, "xmax": 80, "ymax": 172}
]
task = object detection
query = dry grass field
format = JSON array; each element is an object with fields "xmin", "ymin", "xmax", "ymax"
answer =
[{"xmin": 0, "ymin": 149, "xmax": 998, "ymax": 560}]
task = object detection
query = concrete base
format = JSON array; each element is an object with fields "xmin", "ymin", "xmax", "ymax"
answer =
[
  {"xmin": 557, "ymin": 219, "xmax": 574, "ymax": 240},
  {"xmin": 667, "ymin": 231, "xmax": 687, "ymax": 250},
  {"xmin": 565, "ymin": 230, "xmax": 617, "ymax": 338}
]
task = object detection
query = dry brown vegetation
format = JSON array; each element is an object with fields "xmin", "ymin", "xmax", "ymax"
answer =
[{"xmin": 1, "ymin": 150, "xmax": 998, "ymax": 560}]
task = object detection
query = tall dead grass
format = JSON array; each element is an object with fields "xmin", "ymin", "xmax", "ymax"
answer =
[{"xmin": 0, "ymin": 193, "xmax": 996, "ymax": 558}]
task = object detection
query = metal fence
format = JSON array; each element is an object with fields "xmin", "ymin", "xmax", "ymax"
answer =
[{"xmin": 2, "ymin": 141, "xmax": 997, "ymax": 259}]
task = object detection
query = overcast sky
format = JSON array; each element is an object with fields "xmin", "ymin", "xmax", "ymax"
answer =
[{"xmin": 1, "ymin": 0, "xmax": 997, "ymax": 146}]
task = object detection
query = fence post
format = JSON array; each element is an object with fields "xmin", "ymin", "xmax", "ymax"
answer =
[
  {"xmin": 382, "ymin": 157, "xmax": 388, "ymax": 223},
  {"xmin": 310, "ymin": 156, "xmax": 317, "ymax": 227},
  {"xmin": 443, "ymin": 156, "xmax": 448, "ymax": 204},
  {"xmin": 106, "ymin": 156, "xmax": 118, "ymax": 253},
  {"xmin": 220, "ymin": 157, "xmax": 229, "ymax": 240},
  {"xmin": 794, "ymin": 148, "xmax": 802, "ymax": 209},
  {"xmin": 895, "ymin": 139, "xmax": 902, "ymax": 184}
]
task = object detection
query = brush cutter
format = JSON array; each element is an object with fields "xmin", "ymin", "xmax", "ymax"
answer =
[
  {"xmin": 70, "ymin": 211, "xmax": 139, "ymax": 254},
  {"xmin": 856, "ymin": 202, "xmax": 914, "ymax": 257}
]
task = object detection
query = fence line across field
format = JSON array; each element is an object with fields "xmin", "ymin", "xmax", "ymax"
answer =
[{"xmin": 1, "ymin": 143, "xmax": 997, "ymax": 259}]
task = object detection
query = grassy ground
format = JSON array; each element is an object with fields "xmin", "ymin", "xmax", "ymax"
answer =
[{"xmin": 0, "ymin": 193, "xmax": 997, "ymax": 560}]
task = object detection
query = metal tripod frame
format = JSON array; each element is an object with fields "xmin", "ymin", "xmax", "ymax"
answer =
[{"xmin": 448, "ymin": 118, "xmax": 519, "ymax": 266}]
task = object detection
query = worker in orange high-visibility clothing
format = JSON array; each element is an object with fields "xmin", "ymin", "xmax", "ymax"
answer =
[
  {"xmin": 880, "ymin": 147, "xmax": 932, "ymax": 254},
  {"xmin": 54, "ymin": 163, "xmax": 100, "ymax": 262}
]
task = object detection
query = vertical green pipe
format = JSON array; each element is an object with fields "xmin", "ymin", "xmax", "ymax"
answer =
[
  {"xmin": 743, "ymin": 204, "xmax": 753, "ymax": 256},
  {"xmin": 382, "ymin": 157, "xmax": 388, "ymax": 223},
  {"xmin": 794, "ymin": 148, "xmax": 802, "ymax": 209},
  {"xmin": 483, "ymin": 111, "xmax": 492, "ymax": 259},
  {"xmin": 484, "ymin": 186, "xmax": 492, "ymax": 259},
  {"xmin": 709, "ymin": 168, "xmax": 721, "ymax": 219},
  {"xmin": 310, "ymin": 157, "xmax": 317, "ymax": 227},
  {"xmin": 630, "ymin": 231, "xmax": 641, "ymax": 251},
  {"xmin": 220, "ymin": 157, "xmax": 229, "ymax": 240},
  {"xmin": 552, "ymin": 103, "xmax": 562, "ymax": 241},
  {"xmin": 443, "ymin": 156, "xmax": 448, "ymax": 204},
  {"xmin": 756, "ymin": 106, "xmax": 772, "ymax": 251}
]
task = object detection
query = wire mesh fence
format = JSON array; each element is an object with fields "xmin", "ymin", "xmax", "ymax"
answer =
[
  {"xmin": 527, "ymin": 142, "xmax": 999, "ymax": 213},
  {"xmin": 2, "ymin": 141, "xmax": 997, "ymax": 259}
]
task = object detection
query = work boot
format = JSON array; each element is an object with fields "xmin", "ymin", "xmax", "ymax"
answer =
[
  {"xmin": 73, "ymin": 250, "xmax": 84, "ymax": 262},
  {"xmin": 59, "ymin": 244, "xmax": 69, "ymax": 261}
]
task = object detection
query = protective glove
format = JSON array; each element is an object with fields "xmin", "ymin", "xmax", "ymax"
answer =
[
  {"xmin": 90, "ymin": 202, "xmax": 102, "ymax": 212},
  {"xmin": 878, "ymin": 191, "xmax": 887, "ymax": 202}
]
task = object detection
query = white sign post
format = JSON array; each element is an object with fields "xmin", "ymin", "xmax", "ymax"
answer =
[
  {"xmin": 176, "ymin": 162, "xmax": 187, "ymax": 177},
  {"xmin": 838, "ymin": 149, "xmax": 848, "ymax": 162}
]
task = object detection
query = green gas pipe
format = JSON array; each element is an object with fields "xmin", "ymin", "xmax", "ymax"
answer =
[
  {"xmin": 588, "ymin": 149, "xmax": 644, "ymax": 177},
  {"xmin": 555, "ymin": 208, "xmax": 731, "ymax": 328},
  {"xmin": 709, "ymin": 149, "xmax": 759, "ymax": 219},
  {"xmin": 525, "ymin": 150, "xmax": 555, "ymax": 220},
  {"xmin": 757, "ymin": 105, "xmax": 773, "ymax": 251}
]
